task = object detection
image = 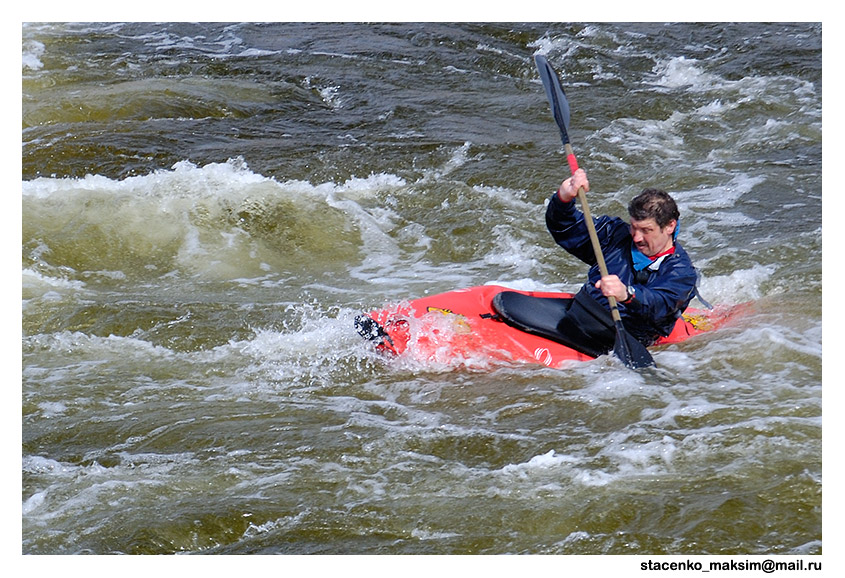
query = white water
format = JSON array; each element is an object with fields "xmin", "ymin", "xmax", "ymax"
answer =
[{"xmin": 22, "ymin": 22, "xmax": 821, "ymax": 556}]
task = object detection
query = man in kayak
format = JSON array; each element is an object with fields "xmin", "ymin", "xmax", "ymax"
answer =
[{"xmin": 540, "ymin": 168, "xmax": 698, "ymax": 357}]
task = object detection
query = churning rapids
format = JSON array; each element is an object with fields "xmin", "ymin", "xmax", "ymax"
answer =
[{"xmin": 22, "ymin": 23, "xmax": 821, "ymax": 556}]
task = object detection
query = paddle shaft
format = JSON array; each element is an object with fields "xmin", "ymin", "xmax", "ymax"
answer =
[
  {"xmin": 536, "ymin": 54, "xmax": 654, "ymax": 368},
  {"xmin": 564, "ymin": 143, "xmax": 623, "ymax": 324}
]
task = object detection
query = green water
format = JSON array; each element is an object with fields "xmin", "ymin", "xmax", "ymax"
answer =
[{"xmin": 22, "ymin": 23, "xmax": 821, "ymax": 556}]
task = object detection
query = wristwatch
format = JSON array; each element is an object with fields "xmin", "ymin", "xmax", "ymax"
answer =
[{"xmin": 622, "ymin": 285, "xmax": 636, "ymax": 304}]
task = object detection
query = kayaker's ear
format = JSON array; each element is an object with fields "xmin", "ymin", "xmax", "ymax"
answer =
[{"xmin": 670, "ymin": 219, "xmax": 679, "ymax": 241}]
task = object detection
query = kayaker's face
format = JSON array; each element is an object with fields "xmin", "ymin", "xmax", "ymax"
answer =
[{"xmin": 630, "ymin": 217, "xmax": 676, "ymax": 257}]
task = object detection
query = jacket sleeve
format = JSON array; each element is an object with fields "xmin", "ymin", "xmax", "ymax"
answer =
[{"xmin": 545, "ymin": 192, "xmax": 627, "ymax": 266}]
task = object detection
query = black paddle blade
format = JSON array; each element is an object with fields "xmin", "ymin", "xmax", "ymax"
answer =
[
  {"xmin": 355, "ymin": 314, "xmax": 391, "ymax": 347},
  {"xmin": 534, "ymin": 54, "xmax": 571, "ymax": 145},
  {"xmin": 613, "ymin": 323, "xmax": 656, "ymax": 369}
]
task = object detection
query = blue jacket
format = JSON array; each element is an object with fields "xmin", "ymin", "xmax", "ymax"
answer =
[{"xmin": 546, "ymin": 192, "xmax": 697, "ymax": 345}]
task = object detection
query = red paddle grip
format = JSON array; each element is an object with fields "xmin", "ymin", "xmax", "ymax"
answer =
[{"xmin": 567, "ymin": 153, "xmax": 579, "ymax": 174}]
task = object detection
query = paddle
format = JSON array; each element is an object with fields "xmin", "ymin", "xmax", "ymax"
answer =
[{"xmin": 534, "ymin": 54, "xmax": 655, "ymax": 369}]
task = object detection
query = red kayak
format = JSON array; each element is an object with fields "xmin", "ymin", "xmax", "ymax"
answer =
[{"xmin": 355, "ymin": 284, "xmax": 748, "ymax": 368}]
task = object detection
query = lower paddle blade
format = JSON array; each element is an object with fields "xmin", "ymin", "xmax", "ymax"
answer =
[{"xmin": 613, "ymin": 323, "xmax": 655, "ymax": 369}]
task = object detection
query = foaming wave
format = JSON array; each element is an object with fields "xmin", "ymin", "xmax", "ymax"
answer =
[
  {"xmin": 215, "ymin": 305, "xmax": 390, "ymax": 395},
  {"xmin": 496, "ymin": 435, "xmax": 678, "ymax": 488},
  {"xmin": 22, "ymin": 159, "xmax": 410, "ymax": 282},
  {"xmin": 23, "ymin": 331, "xmax": 177, "ymax": 361},
  {"xmin": 697, "ymin": 264, "xmax": 774, "ymax": 304},
  {"xmin": 23, "ymin": 267, "xmax": 88, "ymax": 302},
  {"xmin": 650, "ymin": 56, "xmax": 719, "ymax": 90},
  {"xmin": 22, "ymin": 39, "xmax": 45, "ymax": 71}
]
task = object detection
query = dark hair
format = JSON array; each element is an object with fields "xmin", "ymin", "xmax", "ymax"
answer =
[{"xmin": 628, "ymin": 188, "xmax": 680, "ymax": 228}]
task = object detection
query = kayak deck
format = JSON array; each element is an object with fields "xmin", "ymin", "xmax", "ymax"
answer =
[{"xmin": 355, "ymin": 285, "xmax": 748, "ymax": 368}]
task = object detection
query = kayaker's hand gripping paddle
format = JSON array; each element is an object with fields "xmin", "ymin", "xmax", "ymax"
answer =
[{"xmin": 534, "ymin": 54, "xmax": 655, "ymax": 370}]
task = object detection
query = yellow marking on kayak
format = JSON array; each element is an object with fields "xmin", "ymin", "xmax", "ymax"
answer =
[
  {"xmin": 426, "ymin": 306, "xmax": 472, "ymax": 333},
  {"xmin": 427, "ymin": 306, "xmax": 454, "ymax": 315},
  {"xmin": 682, "ymin": 312, "xmax": 712, "ymax": 331}
]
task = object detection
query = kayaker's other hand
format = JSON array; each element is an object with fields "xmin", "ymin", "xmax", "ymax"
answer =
[{"xmin": 595, "ymin": 275, "xmax": 627, "ymax": 303}]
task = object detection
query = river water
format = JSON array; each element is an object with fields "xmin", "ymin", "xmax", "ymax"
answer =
[{"xmin": 22, "ymin": 23, "xmax": 822, "ymax": 556}]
